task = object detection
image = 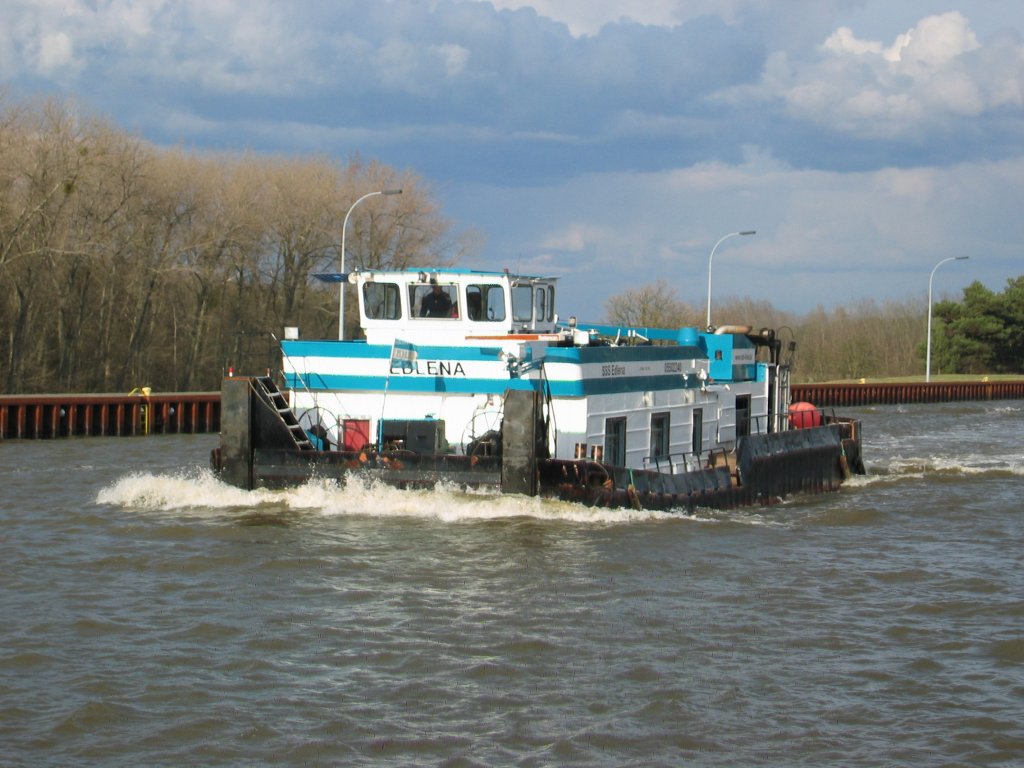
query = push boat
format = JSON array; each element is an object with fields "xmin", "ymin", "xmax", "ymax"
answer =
[{"xmin": 212, "ymin": 268, "xmax": 865, "ymax": 511}]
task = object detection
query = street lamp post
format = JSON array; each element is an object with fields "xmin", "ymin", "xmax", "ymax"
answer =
[
  {"xmin": 926, "ymin": 255, "xmax": 969, "ymax": 382},
  {"xmin": 339, "ymin": 188, "xmax": 403, "ymax": 339},
  {"xmin": 705, "ymin": 230, "xmax": 756, "ymax": 330}
]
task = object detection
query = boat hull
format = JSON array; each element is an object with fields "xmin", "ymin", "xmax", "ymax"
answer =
[{"xmin": 211, "ymin": 376, "xmax": 863, "ymax": 512}]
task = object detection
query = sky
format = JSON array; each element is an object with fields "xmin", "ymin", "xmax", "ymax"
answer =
[{"xmin": 2, "ymin": 0, "xmax": 1022, "ymax": 318}]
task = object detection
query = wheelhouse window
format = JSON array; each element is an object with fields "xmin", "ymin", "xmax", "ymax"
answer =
[
  {"xmin": 542, "ymin": 285, "xmax": 555, "ymax": 320},
  {"xmin": 410, "ymin": 282, "xmax": 459, "ymax": 319},
  {"xmin": 467, "ymin": 284, "xmax": 506, "ymax": 322},
  {"xmin": 534, "ymin": 287, "xmax": 547, "ymax": 324},
  {"xmin": 512, "ymin": 285, "xmax": 533, "ymax": 322},
  {"xmin": 650, "ymin": 412, "xmax": 670, "ymax": 460},
  {"xmin": 362, "ymin": 282, "xmax": 401, "ymax": 320},
  {"xmin": 605, "ymin": 417, "xmax": 627, "ymax": 466},
  {"xmin": 511, "ymin": 283, "xmax": 555, "ymax": 324}
]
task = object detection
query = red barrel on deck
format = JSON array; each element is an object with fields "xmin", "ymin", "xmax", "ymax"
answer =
[{"xmin": 788, "ymin": 401, "xmax": 822, "ymax": 429}]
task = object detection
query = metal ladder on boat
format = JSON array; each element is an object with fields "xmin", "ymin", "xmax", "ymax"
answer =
[{"xmin": 252, "ymin": 375, "xmax": 315, "ymax": 451}]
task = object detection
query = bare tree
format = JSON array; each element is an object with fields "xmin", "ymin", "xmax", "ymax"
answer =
[
  {"xmin": 605, "ymin": 280, "xmax": 700, "ymax": 330},
  {"xmin": 8, "ymin": 94, "xmax": 958, "ymax": 391},
  {"xmin": 1, "ymin": 99, "xmax": 97, "ymax": 389},
  {"xmin": 0, "ymin": 97, "xmax": 475, "ymax": 392},
  {"xmin": 602, "ymin": 279, "xmax": 932, "ymax": 382}
]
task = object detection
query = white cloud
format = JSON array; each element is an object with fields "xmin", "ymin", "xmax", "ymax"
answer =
[
  {"xmin": 480, "ymin": 0, "xmax": 765, "ymax": 37},
  {"xmin": 448, "ymin": 149, "xmax": 1024, "ymax": 314},
  {"xmin": 886, "ymin": 11, "xmax": 979, "ymax": 70},
  {"xmin": 36, "ymin": 31, "xmax": 76, "ymax": 75},
  {"xmin": 0, "ymin": 0, "xmax": 318, "ymax": 94},
  {"xmin": 540, "ymin": 224, "xmax": 599, "ymax": 252},
  {"xmin": 94, "ymin": 0, "xmax": 161, "ymax": 45},
  {"xmin": 824, "ymin": 14, "xmax": 981, "ymax": 68},
  {"xmin": 744, "ymin": 12, "xmax": 1022, "ymax": 137},
  {"xmin": 435, "ymin": 43, "xmax": 470, "ymax": 77},
  {"xmin": 0, "ymin": 0, "xmax": 1017, "ymax": 320},
  {"xmin": 509, "ymin": 252, "xmax": 575, "ymax": 275},
  {"xmin": 375, "ymin": 37, "xmax": 422, "ymax": 90},
  {"xmin": 823, "ymin": 27, "xmax": 885, "ymax": 58},
  {"xmin": 484, "ymin": 0, "xmax": 678, "ymax": 36}
]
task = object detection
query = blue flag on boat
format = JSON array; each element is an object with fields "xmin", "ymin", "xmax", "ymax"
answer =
[{"xmin": 390, "ymin": 338, "xmax": 417, "ymax": 365}]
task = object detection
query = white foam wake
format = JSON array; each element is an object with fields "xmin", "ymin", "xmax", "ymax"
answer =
[
  {"xmin": 95, "ymin": 469, "xmax": 698, "ymax": 524},
  {"xmin": 863, "ymin": 454, "xmax": 1024, "ymax": 479}
]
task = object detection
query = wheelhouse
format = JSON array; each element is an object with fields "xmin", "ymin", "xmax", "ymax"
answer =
[{"xmin": 357, "ymin": 268, "xmax": 558, "ymax": 346}]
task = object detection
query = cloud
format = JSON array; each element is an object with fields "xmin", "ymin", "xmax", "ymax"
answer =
[
  {"xmin": 0, "ymin": 1, "xmax": 759, "ymax": 124},
  {"xmin": 740, "ymin": 12, "xmax": 1023, "ymax": 138},
  {"xmin": 483, "ymin": 0, "xmax": 770, "ymax": 37},
  {"xmin": 448, "ymin": 148, "xmax": 1024, "ymax": 313},
  {"xmin": 540, "ymin": 224, "xmax": 602, "ymax": 252},
  {"xmin": 435, "ymin": 43, "xmax": 471, "ymax": 76},
  {"xmin": 0, "ymin": 1, "xmax": 1021, "ymax": 314},
  {"xmin": 36, "ymin": 31, "xmax": 76, "ymax": 76},
  {"xmin": 485, "ymin": 0, "xmax": 676, "ymax": 36},
  {"xmin": 7, "ymin": 1, "xmax": 1017, "ymax": 170},
  {"xmin": 0, "ymin": 3, "xmax": 1017, "ymax": 188},
  {"xmin": 884, "ymin": 11, "xmax": 980, "ymax": 69},
  {"xmin": 0, "ymin": 0, "xmax": 328, "ymax": 95}
]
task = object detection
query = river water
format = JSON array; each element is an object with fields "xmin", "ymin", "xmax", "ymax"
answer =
[{"xmin": 2, "ymin": 401, "xmax": 1022, "ymax": 767}]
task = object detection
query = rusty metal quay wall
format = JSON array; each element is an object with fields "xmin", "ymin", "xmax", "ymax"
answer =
[
  {"xmin": 4, "ymin": 381, "xmax": 1023, "ymax": 439},
  {"xmin": 0, "ymin": 392, "xmax": 220, "ymax": 440},
  {"xmin": 792, "ymin": 380, "xmax": 1024, "ymax": 408}
]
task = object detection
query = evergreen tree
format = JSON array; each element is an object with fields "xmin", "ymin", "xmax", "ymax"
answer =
[{"xmin": 932, "ymin": 278, "xmax": 1024, "ymax": 374}]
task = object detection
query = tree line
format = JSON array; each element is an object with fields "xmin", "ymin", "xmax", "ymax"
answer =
[
  {"xmin": 2, "ymin": 96, "xmax": 1019, "ymax": 394},
  {"xmin": 1, "ymin": 97, "xmax": 476, "ymax": 393},
  {"xmin": 605, "ymin": 277, "xmax": 1024, "ymax": 382}
]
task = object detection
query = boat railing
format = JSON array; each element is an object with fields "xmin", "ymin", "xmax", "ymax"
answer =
[
  {"xmin": 272, "ymin": 332, "xmax": 317, "ymax": 402},
  {"xmin": 705, "ymin": 448, "xmax": 736, "ymax": 475},
  {"xmin": 750, "ymin": 409, "xmax": 805, "ymax": 435},
  {"xmin": 643, "ymin": 451, "xmax": 702, "ymax": 475},
  {"xmin": 824, "ymin": 411, "xmax": 860, "ymax": 442},
  {"xmin": 643, "ymin": 444, "xmax": 743, "ymax": 475},
  {"xmin": 273, "ymin": 332, "xmax": 356, "ymax": 428},
  {"xmin": 747, "ymin": 413, "xmax": 771, "ymax": 435},
  {"xmin": 273, "ymin": 332, "xmax": 362, "ymax": 449},
  {"xmin": 782, "ymin": 405, "xmax": 861, "ymax": 443}
]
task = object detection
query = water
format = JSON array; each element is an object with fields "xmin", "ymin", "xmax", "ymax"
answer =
[{"xmin": 2, "ymin": 401, "xmax": 1022, "ymax": 767}]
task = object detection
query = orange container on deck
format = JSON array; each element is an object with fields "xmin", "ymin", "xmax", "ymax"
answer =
[{"xmin": 789, "ymin": 401, "xmax": 822, "ymax": 429}]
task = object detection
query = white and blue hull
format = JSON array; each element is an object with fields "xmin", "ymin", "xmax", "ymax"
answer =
[{"xmin": 282, "ymin": 337, "xmax": 771, "ymax": 470}]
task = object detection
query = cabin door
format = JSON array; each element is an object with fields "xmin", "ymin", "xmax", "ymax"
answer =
[
  {"xmin": 604, "ymin": 417, "xmax": 627, "ymax": 466},
  {"xmin": 736, "ymin": 395, "xmax": 751, "ymax": 438}
]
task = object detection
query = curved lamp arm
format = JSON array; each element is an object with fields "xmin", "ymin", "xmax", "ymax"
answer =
[
  {"xmin": 705, "ymin": 230, "xmax": 756, "ymax": 330},
  {"xmin": 338, "ymin": 188, "xmax": 402, "ymax": 339},
  {"xmin": 925, "ymin": 255, "xmax": 969, "ymax": 382}
]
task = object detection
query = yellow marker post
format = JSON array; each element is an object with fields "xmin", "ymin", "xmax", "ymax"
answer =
[{"xmin": 129, "ymin": 387, "xmax": 153, "ymax": 435}]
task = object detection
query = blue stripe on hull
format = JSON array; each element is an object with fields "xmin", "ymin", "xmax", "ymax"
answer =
[
  {"xmin": 282, "ymin": 340, "xmax": 504, "ymax": 362},
  {"xmin": 283, "ymin": 339, "xmax": 705, "ymax": 396},
  {"xmin": 282, "ymin": 340, "xmax": 705, "ymax": 365},
  {"xmin": 544, "ymin": 344, "xmax": 704, "ymax": 364},
  {"xmin": 285, "ymin": 372, "xmax": 693, "ymax": 397}
]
